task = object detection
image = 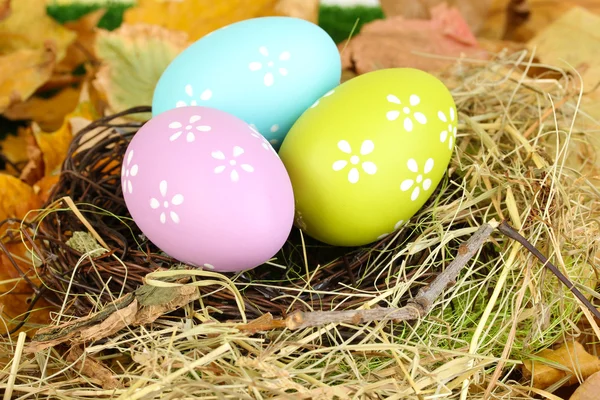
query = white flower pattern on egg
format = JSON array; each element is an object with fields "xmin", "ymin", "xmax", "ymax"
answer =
[
  {"xmin": 149, "ymin": 180, "xmax": 184, "ymax": 224},
  {"xmin": 212, "ymin": 146, "xmax": 255, "ymax": 182},
  {"xmin": 310, "ymin": 89, "xmax": 335, "ymax": 108},
  {"xmin": 377, "ymin": 220, "xmax": 405, "ymax": 240},
  {"xmin": 249, "ymin": 124, "xmax": 278, "ymax": 156},
  {"xmin": 332, "ymin": 139, "xmax": 378, "ymax": 184},
  {"xmin": 438, "ymin": 107, "xmax": 457, "ymax": 150},
  {"xmin": 400, "ymin": 158, "xmax": 435, "ymax": 201},
  {"xmin": 386, "ymin": 94, "xmax": 427, "ymax": 132},
  {"xmin": 168, "ymin": 115, "xmax": 212, "ymax": 143},
  {"xmin": 248, "ymin": 46, "xmax": 290, "ymax": 87},
  {"xmin": 175, "ymin": 84, "xmax": 213, "ymax": 108},
  {"xmin": 121, "ymin": 149, "xmax": 139, "ymax": 194}
]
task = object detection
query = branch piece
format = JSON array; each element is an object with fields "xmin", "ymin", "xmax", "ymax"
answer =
[{"xmin": 286, "ymin": 222, "xmax": 497, "ymax": 330}]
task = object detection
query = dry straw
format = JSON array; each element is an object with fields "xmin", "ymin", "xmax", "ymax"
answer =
[{"xmin": 1, "ymin": 48, "xmax": 599, "ymax": 399}]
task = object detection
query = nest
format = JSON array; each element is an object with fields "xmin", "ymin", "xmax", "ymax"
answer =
[
  {"xmin": 2, "ymin": 50, "xmax": 600, "ymax": 398},
  {"xmin": 25, "ymin": 104, "xmax": 433, "ymax": 320}
]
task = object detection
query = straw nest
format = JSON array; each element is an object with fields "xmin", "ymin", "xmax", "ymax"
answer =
[{"xmin": 1, "ymin": 49, "xmax": 600, "ymax": 399}]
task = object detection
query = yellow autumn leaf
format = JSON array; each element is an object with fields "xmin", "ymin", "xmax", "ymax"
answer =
[
  {"xmin": 0, "ymin": 42, "xmax": 57, "ymax": 113},
  {"xmin": 123, "ymin": 0, "xmax": 318, "ymax": 43},
  {"xmin": 93, "ymin": 23, "xmax": 190, "ymax": 121},
  {"xmin": 0, "ymin": 0, "xmax": 76, "ymax": 60},
  {"xmin": 522, "ymin": 341, "xmax": 600, "ymax": 389},
  {"xmin": 33, "ymin": 83, "xmax": 99, "ymax": 176},
  {"xmin": 0, "ymin": 126, "xmax": 33, "ymax": 174},
  {"xmin": 3, "ymin": 85, "xmax": 82, "ymax": 132},
  {"xmin": 57, "ymin": 8, "xmax": 107, "ymax": 73},
  {"xmin": 0, "ymin": 173, "xmax": 41, "ymax": 222}
]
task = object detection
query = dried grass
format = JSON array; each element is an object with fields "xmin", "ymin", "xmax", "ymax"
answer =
[{"xmin": 1, "ymin": 49, "xmax": 600, "ymax": 399}]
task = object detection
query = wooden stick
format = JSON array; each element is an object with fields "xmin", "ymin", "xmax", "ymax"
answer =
[{"xmin": 285, "ymin": 221, "xmax": 499, "ymax": 330}]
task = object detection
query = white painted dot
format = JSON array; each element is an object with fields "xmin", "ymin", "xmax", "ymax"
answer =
[
  {"xmin": 186, "ymin": 125, "xmax": 192, "ymax": 130},
  {"xmin": 163, "ymin": 201, "xmax": 169, "ymax": 208},
  {"xmin": 416, "ymin": 174, "xmax": 423, "ymax": 184},
  {"xmin": 270, "ymin": 124, "xmax": 279, "ymax": 133},
  {"xmin": 230, "ymin": 160, "xmax": 236, "ymax": 166},
  {"xmin": 403, "ymin": 107, "xmax": 410, "ymax": 114},
  {"xmin": 350, "ymin": 155, "xmax": 360, "ymax": 165}
]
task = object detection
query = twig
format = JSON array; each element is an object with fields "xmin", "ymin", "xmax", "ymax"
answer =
[
  {"xmin": 285, "ymin": 221, "xmax": 498, "ymax": 330},
  {"xmin": 497, "ymin": 220, "xmax": 600, "ymax": 320}
]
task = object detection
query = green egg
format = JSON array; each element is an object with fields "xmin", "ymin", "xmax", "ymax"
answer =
[{"xmin": 279, "ymin": 68, "xmax": 457, "ymax": 247}]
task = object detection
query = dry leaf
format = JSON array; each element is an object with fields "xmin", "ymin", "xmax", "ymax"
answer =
[
  {"xmin": 0, "ymin": 175, "xmax": 48, "ymax": 334},
  {"xmin": 0, "ymin": 0, "xmax": 76, "ymax": 60},
  {"xmin": 24, "ymin": 297, "xmax": 138, "ymax": 353},
  {"xmin": 0, "ymin": 126, "xmax": 32, "ymax": 174},
  {"xmin": 0, "ymin": 241, "xmax": 52, "ymax": 334},
  {"xmin": 57, "ymin": 9, "xmax": 106, "ymax": 73},
  {"xmin": 123, "ymin": 0, "xmax": 320, "ymax": 42},
  {"xmin": 66, "ymin": 345, "xmax": 121, "ymax": 390},
  {"xmin": 273, "ymin": 0, "xmax": 319, "ymax": 23},
  {"xmin": 0, "ymin": 42, "xmax": 57, "ymax": 113},
  {"xmin": 33, "ymin": 83, "xmax": 98, "ymax": 176},
  {"xmin": 25, "ymin": 282, "xmax": 200, "ymax": 353},
  {"xmin": 340, "ymin": 3, "xmax": 488, "ymax": 75},
  {"xmin": 526, "ymin": 6, "xmax": 600, "ymax": 167},
  {"xmin": 93, "ymin": 23, "xmax": 190, "ymax": 121},
  {"xmin": 570, "ymin": 370, "xmax": 600, "ymax": 400},
  {"xmin": 0, "ymin": 173, "xmax": 41, "ymax": 221},
  {"xmin": 527, "ymin": 7, "xmax": 600, "ymax": 93},
  {"xmin": 0, "ymin": 0, "xmax": 9, "ymax": 21},
  {"xmin": 237, "ymin": 313, "xmax": 287, "ymax": 333},
  {"xmin": 3, "ymin": 85, "xmax": 82, "ymax": 132},
  {"xmin": 380, "ymin": 0, "xmax": 493, "ymax": 35},
  {"xmin": 19, "ymin": 129, "xmax": 44, "ymax": 185},
  {"xmin": 133, "ymin": 284, "xmax": 200, "ymax": 325},
  {"xmin": 522, "ymin": 341, "xmax": 600, "ymax": 389},
  {"xmin": 33, "ymin": 174, "xmax": 59, "ymax": 204}
]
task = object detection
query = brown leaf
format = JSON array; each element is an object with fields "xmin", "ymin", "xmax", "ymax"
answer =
[
  {"xmin": 19, "ymin": 130, "xmax": 44, "ymax": 185},
  {"xmin": 66, "ymin": 345, "xmax": 122, "ymax": 390},
  {"xmin": 237, "ymin": 313, "xmax": 287, "ymax": 334},
  {"xmin": 340, "ymin": 3, "xmax": 488, "ymax": 75},
  {"xmin": 570, "ymin": 370, "xmax": 600, "ymax": 400},
  {"xmin": 133, "ymin": 284, "xmax": 200, "ymax": 325},
  {"xmin": 0, "ymin": 0, "xmax": 76, "ymax": 60},
  {"xmin": 57, "ymin": 9, "xmax": 106, "ymax": 73},
  {"xmin": 25, "ymin": 282, "xmax": 199, "ymax": 353},
  {"xmin": 522, "ymin": 341, "xmax": 600, "ymax": 389},
  {"xmin": 3, "ymin": 85, "xmax": 82, "ymax": 132},
  {"xmin": 24, "ymin": 297, "xmax": 138, "ymax": 353},
  {"xmin": 0, "ymin": 0, "xmax": 9, "ymax": 21},
  {"xmin": 380, "ymin": 0, "xmax": 493, "ymax": 35},
  {"xmin": 0, "ymin": 240, "xmax": 52, "ymax": 334},
  {"xmin": 0, "ymin": 42, "xmax": 57, "ymax": 113}
]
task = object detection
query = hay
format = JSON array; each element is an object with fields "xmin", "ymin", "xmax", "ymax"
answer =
[{"xmin": 1, "ymin": 49, "xmax": 599, "ymax": 399}]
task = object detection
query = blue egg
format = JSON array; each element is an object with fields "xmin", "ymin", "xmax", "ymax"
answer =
[{"xmin": 152, "ymin": 16, "xmax": 341, "ymax": 149}]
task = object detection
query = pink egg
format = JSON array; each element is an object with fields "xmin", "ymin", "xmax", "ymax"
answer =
[{"xmin": 121, "ymin": 106, "xmax": 294, "ymax": 272}]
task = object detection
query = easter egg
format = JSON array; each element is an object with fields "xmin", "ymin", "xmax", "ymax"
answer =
[
  {"xmin": 152, "ymin": 16, "xmax": 341, "ymax": 149},
  {"xmin": 121, "ymin": 106, "xmax": 294, "ymax": 272},
  {"xmin": 278, "ymin": 68, "xmax": 457, "ymax": 247}
]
